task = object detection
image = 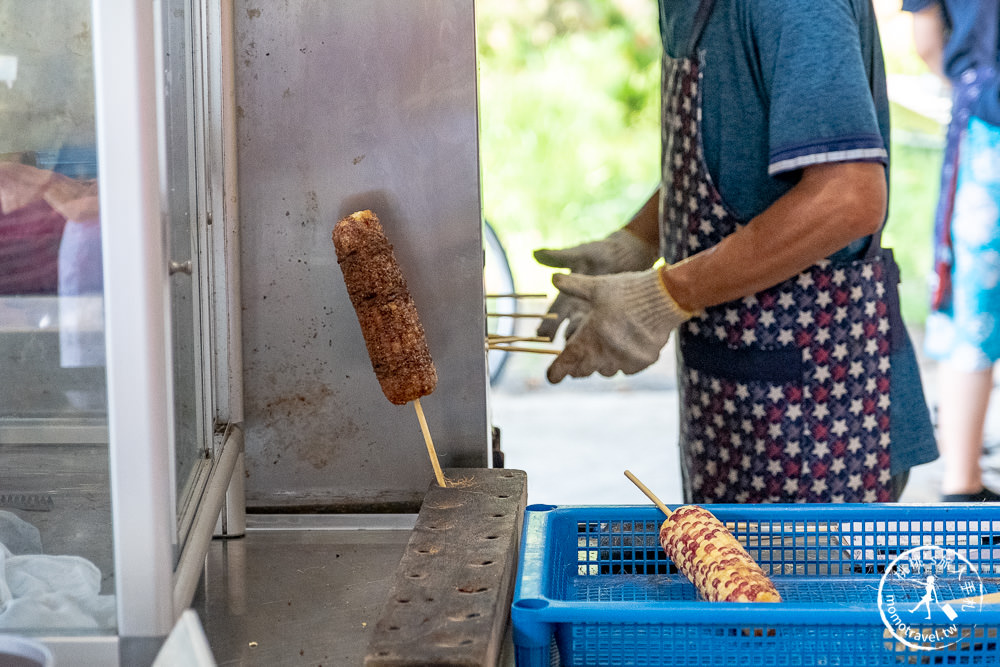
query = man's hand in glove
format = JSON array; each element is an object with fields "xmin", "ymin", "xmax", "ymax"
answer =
[
  {"xmin": 533, "ymin": 229, "xmax": 659, "ymax": 339},
  {"xmin": 546, "ymin": 268, "xmax": 695, "ymax": 383}
]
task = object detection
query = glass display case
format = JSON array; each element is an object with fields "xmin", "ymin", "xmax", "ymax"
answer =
[{"xmin": 0, "ymin": 1, "xmax": 242, "ymax": 664}]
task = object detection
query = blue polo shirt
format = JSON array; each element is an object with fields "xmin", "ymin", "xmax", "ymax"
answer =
[{"xmin": 660, "ymin": 0, "xmax": 890, "ymax": 222}]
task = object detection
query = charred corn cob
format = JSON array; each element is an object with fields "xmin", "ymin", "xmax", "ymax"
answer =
[{"xmin": 333, "ymin": 210, "xmax": 438, "ymax": 405}]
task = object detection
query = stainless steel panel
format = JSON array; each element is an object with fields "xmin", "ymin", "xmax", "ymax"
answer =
[{"xmin": 235, "ymin": 0, "xmax": 488, "ymax": 509}]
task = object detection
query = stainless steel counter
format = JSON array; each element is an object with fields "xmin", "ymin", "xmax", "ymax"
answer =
[
  {"xmin": 194, "ymin": 516, "xmax": 409, "ymax": 665},
  {"xmin": 194, "ymin": 514, "xmax": 516, "ymax": 666}
]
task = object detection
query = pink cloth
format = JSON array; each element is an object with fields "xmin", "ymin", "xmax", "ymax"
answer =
[
  {"xmin": 0, "ymin": 198, "xmax": 66, "ymax": 294},
  {"xmin": 0, "ymin": 163, "xmax": 99, "ymax": 295}
]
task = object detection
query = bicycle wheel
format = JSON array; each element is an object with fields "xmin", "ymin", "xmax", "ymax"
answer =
[{"xmin": 483, "ymin": 220, "xmax": 516, "ymax": 385}]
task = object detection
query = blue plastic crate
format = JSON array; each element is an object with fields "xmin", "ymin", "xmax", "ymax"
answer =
[{"xmin": 512, "ymin": 504, "xmax": 1000, "ymax": 666}]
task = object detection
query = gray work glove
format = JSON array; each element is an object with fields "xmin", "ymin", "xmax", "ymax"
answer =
[
  {"xmin": 533, "ymin": 229, "xmax": 660, "ymax": 340},
  {"xmin": 546, "ymin": 268, "xmax": 694, "ymax": 383}
]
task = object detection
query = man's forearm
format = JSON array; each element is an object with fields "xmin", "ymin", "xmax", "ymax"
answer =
[{"xmin": 661, "ymin": 161, "xmax": 887, "ymax": 313}]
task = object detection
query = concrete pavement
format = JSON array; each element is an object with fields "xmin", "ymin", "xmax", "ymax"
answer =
[{"xmin": 488, "ymin": 328, "xmax": 1000, "ymax": 507}]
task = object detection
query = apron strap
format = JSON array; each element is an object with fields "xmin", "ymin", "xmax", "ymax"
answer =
[
  {"xmin": 864, "ymin": 225, "xmax": 886, "ymax": 261},
  {"xmin": 687, "ymin": 0, "xmax": 718, "ymax": 56}
]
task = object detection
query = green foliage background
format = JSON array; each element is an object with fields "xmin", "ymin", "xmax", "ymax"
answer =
[{"xmin": 477, "ymin": 0, "xmax": 943, "ymax": 325}]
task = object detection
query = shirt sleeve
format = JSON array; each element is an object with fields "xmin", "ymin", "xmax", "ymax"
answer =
[
  {"xmin": 752, "ymin": 0, "xmax": 888, "ymax": 177},
  {"xmin": 900, "ymin": 0, "xmax": 938, "ymax": 13}
]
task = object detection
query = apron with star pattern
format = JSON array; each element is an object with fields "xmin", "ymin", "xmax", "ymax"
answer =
[{"xmin": 662, "ymin": 0, "xmax": 895, "ymax": 503}]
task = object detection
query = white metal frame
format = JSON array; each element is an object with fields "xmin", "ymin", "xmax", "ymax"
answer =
[
  {"xmin": 92, "ymin": 0, "xmax": 176, "ymax": 642},
  {"xmin": 77, "ymin": 0, "xmax": 244, "ymax": 663},
  {"xmin": 209, "ymin": 0, "xmax": 247, "ymax": 539}
]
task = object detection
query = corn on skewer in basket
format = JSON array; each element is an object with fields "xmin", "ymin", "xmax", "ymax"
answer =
[
  {"xmin": 333, "ymin": 210, "xmax": 445, "ymax": 486},
  {"xmin": 624, "ymin": 470, "xmax": 781, "ymax": 603}
]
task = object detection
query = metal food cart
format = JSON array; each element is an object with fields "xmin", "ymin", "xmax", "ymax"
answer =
[{"xmin": 1, "ymin": 1, "xmax": 513, "ymax": 664}]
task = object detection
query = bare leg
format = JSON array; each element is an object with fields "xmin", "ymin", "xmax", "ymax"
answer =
[{"xmin": 937, "ymin": 364, "xmax": 994, "ymax": 495}]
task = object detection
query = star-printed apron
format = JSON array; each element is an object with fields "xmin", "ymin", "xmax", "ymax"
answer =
[{"xmin": 662, "ymin": 0, "xmax": 895, "ymax": 503}]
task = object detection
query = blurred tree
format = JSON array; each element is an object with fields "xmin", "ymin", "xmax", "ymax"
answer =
[{"xmin": 478, "ymin": 0, "xmax": 661, "ymax": 291}]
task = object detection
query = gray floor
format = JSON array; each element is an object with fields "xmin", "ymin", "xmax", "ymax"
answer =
[{"xmin": 488, "ymin": 322, "xmax": 1000, "ymax": 507}]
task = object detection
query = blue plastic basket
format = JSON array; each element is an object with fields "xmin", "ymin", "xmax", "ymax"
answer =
[{"xmin": 512, "ymin": 504, "xmax": 1000, "ymax": 666}]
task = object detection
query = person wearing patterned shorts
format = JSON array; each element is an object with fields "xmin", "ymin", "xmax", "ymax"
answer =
[{"xmin": 907, "ymin": 0, "xmax": 1000, "ymax": 502}]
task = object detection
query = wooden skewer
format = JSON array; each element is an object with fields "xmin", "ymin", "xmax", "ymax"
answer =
[
  {"xmin": 977, "ymin": 592, "xmax": 1000, "ymax": 605},
  {"xmin": 486, "ymin": 312, "xmax": 558, "ymax": 319},
  {"xmin": 413, "ymin": 398, "xmax": 446, "ymax": 487},
  {"xmin": 624, "ymin": 469, "xmax": 672, "ymax": 517},
  {"xmin": 488, "ymin": 345, "xmax": 561, "ymax": 355},
  {"xmin": 486, "ymin": 293, "xmax": 549, "ymax": 299},
  {"xmin": 882, "ymin": 589, "xmax": 1000, "ymax": 642},
  {"xmin": 943, "ymin": 591, "xmax": 1000, "ymax": 606},
  {"xmin": 487, "ymin": 334, "xmax": 552, "ymax": 343}
]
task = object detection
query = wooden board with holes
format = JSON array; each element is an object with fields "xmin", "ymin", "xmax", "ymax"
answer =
[{"xmin": 364, "ymin": 468, "xmax": 528, "ymax": 666}]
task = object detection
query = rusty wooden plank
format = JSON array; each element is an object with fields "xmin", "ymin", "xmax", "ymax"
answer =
[{"xmin": 365, "ymin": 468, "xmax": 528, "ymax": 666}]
